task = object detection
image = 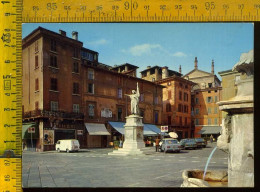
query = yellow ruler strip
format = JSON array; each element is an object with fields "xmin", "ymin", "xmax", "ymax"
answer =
[
  {"xmin": 0, "ymin": 0, "xmax": 22, "ymax": 191},
  {"xmin": 22, "ymin": 0, "xmax": 260, "ymax": 22}
]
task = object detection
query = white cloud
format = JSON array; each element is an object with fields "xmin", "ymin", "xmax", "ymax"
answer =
[
  {"xmin": 89, "ymin": 39, "xmax": 108, "ymax": 45},
  {"xmin": 172, "ymin": 51, "xmax": 187, "ymax": 57},
  {"xmin": 122, "ymin": 43, "xmax": 162, "ymax": 56}
]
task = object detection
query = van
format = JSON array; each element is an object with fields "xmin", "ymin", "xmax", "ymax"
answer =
[{"xmin": 55, "ymin": 139, "xmax": 80, "ymax": 153}]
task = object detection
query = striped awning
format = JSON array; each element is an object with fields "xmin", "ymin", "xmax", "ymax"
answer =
[
  {"xmin": 198, "ymin": 126, "xmax": 222, "ymax": 135},
  {"xmin": 85, "ymin": 123, "xmax": 110, "ymax": 136}
]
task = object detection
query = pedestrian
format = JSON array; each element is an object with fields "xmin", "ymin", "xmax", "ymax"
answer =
[
  {"xmin": 155, "ymin": 137, "xmax": 160, "ymax": 152},
  {"xmin": 210, "ymin": 135, "xmax": 213, "ymax": 143},
  {"xmin": 119, "ymin": 139, "xmax": 123, "ymax": 148}
]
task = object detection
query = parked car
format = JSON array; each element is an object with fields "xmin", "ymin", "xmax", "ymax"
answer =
[
  {"xmin": 55, "ymin": 139, "xmax": 80, "ymax": 153},
  {"xmin": 195, "ymin": 138, "xmax": 207, "ymax": 148},
  {"xmin": 159, "ymin": 138, "xmax": 182, "ymax": 153},
  {"xmin": 180, "ymin": 138, "xmax": 197, "ymax": 149}
]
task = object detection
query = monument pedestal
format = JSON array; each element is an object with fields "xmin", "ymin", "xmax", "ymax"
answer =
[{"xmin": 108, "ymin": 115, "xmax": 146, "ymax": 156}]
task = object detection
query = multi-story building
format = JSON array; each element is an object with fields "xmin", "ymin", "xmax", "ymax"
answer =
[
  {"xmin": 183, "ymin": 57, "xmax": 222, "ymax": 139},
  {"xmin": 22, "ymin": 27, "xmax": 163, "ymax": 151},
  {"xmin": 140, "ymin": 66, "xmax": 194, "ymax": 139}
]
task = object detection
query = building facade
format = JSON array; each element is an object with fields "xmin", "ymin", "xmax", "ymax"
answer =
[
  {"xmin": 140, "ymin": 66, "xmax": 194, "ymax": 139},
  {"xmin": 183, "ymin": 57, "xmax": 222, "ymax": 139},
  {"xmin": 22, "ymin": 27, "xmax": 163, "ymax": 151}
]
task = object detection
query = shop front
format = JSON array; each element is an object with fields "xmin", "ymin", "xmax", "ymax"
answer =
[
  {"xmin": 198, "ymin": 126, "xmax": 222, "ymax": 141},
  {"xmin": 22, "ymin": 123, "xmax": 39, "ymax": 152},
  {"xmin": 85, "ymin": 123, "xmax": 110, "ymax": 148}
]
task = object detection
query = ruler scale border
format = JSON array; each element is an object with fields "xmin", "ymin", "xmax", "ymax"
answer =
[{"xmin": 0, "ymin": 0, "xmax": 258, "ymax": 192}]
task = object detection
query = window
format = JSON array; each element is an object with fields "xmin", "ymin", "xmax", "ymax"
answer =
[
  {"xmin": 142, "ymin": 73, "xmax": 147, "ymax": 78},
  {"xmin": 35, "ymin": 101, "xmax": 39, "ymax": 110},
  {"xmin": 81, "ymin": 51, "xmax": 94, "ymax": 61},
  {"xmin": 179, "ymin": 83, "xmax": 183, "ymax": 87},
  {"xmin": 152, "ymin": 78, "xmax": 155, "ymax": 82},
  {"xmin": 88, "ymin": 69, "xmax": 94, "ymax": 80},
  {"xmin": 208, "ymin": 118, "xmax": 211, "ymax": 125},
  {"xmin": 215, "ymin": 96, "xmax": 218, "ymax": 102},
  {"xmin": 207, "ymin": 96, "xmax": 212, "ymax": 103},
  {"xmin": 168, "ymin": 90, "xmax": 171, "ymax": 99},
  {"xmin": 73, "ymin": 104, "xmax": 80, "ymax": 113},
  {"xmin": 118, "ymin": 88, "xmax": 122, "ymax": 99},
  {"xmin": 214, "ymin": 118, "xmax": 218, "ymax": 125},
  {"xmin": 208, "ymin": 83, "xmax": 212, "ymax": 88},
  {"xmin": 73, "ymin": 83, "xmax": 79, "ymax": 94},
  {"xmin": 35, "ymin": 78, "xmax": 39, "ymax": 91},
  {"xmin": 35, "ymin": 55, "xmax": 39, "ymax": 68},
  {"xmin": 51, "ymin": 101, "xmax": 58, "ymax": 111},
  {"xmin": 184, "ymin": 105, "xmax": 188, "ymax": 113},
  {"xmin": 214, "ymin": 107, "xmax": 218, "ymax": 114},
  {"xmin": 140, "ymin": 93, "xmax": 144, "ymax": 102},
  {"xmin": 168, "ymin": 116, "xmax": 171, "ymax": 125},
  {"xmin": 118, "ymin": 107, "xmax": 123, "ymax": 121},
  {"xmin": 166, "ymin": 103, "xmax": 171, "ymax": 112},
  {"xmin": 73, "ymin": 62, "xmax": 79, "ymax": 73},
  {"xmin": 88, "ymin": 104, "xmax": 95, "ymax": 118},
  {"xmin": 50, "ymin": 55, "xmax": 57, "ymax": 68},
  {"xmin": 73, "ymin": 48, "xmax": 79, "ymax": 58},
  {"xmin": 184, "ymin": 92, "xmax": 189, "ymax": 101},
  {"xmin": 185, "ymin": 117, "xmax": 187, "ymax": 126},
  {"xmin": 179, "ymin": 117, "xmax": 182, "ymax": 126},
  {"xmin": 215, "ymin": 90, "xmax": 218, "ymax": 93},
  {"xmin": 88, "ymin": 83, "xmax": 94, "ymax": 94},
  {"xmin": 185, "ymin": 85, "xmax": 188, "ymax": 89},
  {"xmin": 195, "ymin": 119, "xmax": 199, "ymax": 125},
  {"xmin": 195, "ymin": 108, "xmax": 199, "ymax": 115},
  {"xmin": 154, "ymin": 111, "xmax": 159, "ymax": 124},
  {"xmin": 50, "ymin": 78, "xmax": 58, "ymax": 91},
  {"xmin": 178, "ymin": 104, "xmax": 182, "ymax": 112},
  {"xmin": 208, "ymin": 107, "xmax": 211, "ymax": 114},
  {"xmin": 195, "ymin": 98, "xmax": 199, "ymax": 104},
  {"xmin": 51, "ymin": 39, "xmax": 56, "ymax": 51},
  {"xmin": 35, "ymin": 41, "xmax": 38, "ymax": 52},
  {"xmin": 179, "ymin": 91, "xmax": 182, "ymax": 100},
  {"xmin": 154, "ymin": 96, "xmax": 158, "ymax": 105}
]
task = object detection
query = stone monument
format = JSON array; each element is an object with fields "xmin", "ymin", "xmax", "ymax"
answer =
[
  {"xmin": 109, "ymin": 83, "xmax": 145, "ymax": 156},
  {"xmin": 217, "ymin": 49, "xmax": 254, "ymax": 187}
]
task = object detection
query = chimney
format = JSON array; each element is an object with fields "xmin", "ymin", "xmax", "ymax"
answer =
[
  {"xmin": 179, "ymin": 65, "xmax": 182, "ymax": 74},
  {"xmin": 72, "ymin": 31, "xmax": 78, "ymax": 40},
  {"xmin": 194, "ymin": 57, "xmax": 198, "ymax": 70},
  {"xmin": 211, "ymin": 59, "xmax": 214, "ymax": 74},
  {"xmin": 162, "ymin": 66, "xmax": 169, "ymax": 79},
  {"xmin": 59, "ymin": 30, "xmax": 66, "ymax": 36},
  {"xmin": 147, "ymin": 66, "xmax": 151, "ymax": 69}
]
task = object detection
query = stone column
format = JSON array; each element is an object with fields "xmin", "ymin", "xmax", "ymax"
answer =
[{"xmin": 217, "ymin": 50, "xmax": 254, "ymax": 187}]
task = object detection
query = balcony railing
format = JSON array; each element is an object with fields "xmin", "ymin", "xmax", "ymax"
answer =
[{"xmin": 23, "ymin": 109, "xmax": 84, "ymax": 120}]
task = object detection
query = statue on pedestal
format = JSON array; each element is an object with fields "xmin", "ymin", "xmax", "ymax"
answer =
[{"xmin": 125, "ymin": 82, "xmax": 140, "ymax": 115}]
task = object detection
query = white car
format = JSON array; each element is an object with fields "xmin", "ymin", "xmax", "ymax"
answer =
[
  {"xmin": 55, "ymin": 139, "xmax": 80, "ymax": 153},
  {"xmin": 159, "ymin": 138, "xmax": 182, "ymax": 153}
]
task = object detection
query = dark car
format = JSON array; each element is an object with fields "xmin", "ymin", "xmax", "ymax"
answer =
[
  {"xmin": 180, "ymin": 138, "xmax": 197, "ymax": 149},
  {"xmin": 195, "ymin": 138, "xmax": 207, "ymax": 148}
]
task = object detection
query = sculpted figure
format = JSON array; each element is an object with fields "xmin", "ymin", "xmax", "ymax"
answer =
[{"xmin": 125, "ymin": 82, "xmax": 140, "ymax": 115}]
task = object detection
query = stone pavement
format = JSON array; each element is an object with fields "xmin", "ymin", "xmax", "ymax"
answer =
[{"xmin": 22, "ymin": 142, "xmax": 227, "ymax": 188}]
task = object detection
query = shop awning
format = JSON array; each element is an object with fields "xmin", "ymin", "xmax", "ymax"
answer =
[
  {"xmin": 108, "ymin": 121, "xmax": 160, "ymax": 136},
  {"xmin": 85, "ymin": 123, "xmax": 110, "ymax": 136},
  {"xmin": 108, "ymin": 122, "xmax": 125, "ymax": 134},
  {"xmin": 22, "ymin": 123, "xmax": 38, "ymax": 139},
  {"xmin": 198, "ymin": 126, "xmax": 222, "ymax": 135}
]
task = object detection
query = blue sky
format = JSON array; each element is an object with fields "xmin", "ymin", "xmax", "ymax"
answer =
[{"xmin": 22, "ymin": 23, "xmax": 253, "ymax": 80}]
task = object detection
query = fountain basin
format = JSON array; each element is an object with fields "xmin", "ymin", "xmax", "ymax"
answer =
[{"xmin": 181, "ymin": 169, "xmax": 228, "ymax": 187}]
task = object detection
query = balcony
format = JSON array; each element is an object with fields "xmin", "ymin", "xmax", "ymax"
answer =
[{"xmin": 23, "ymin": 109, "xmax": 84, "ymax": 120}]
